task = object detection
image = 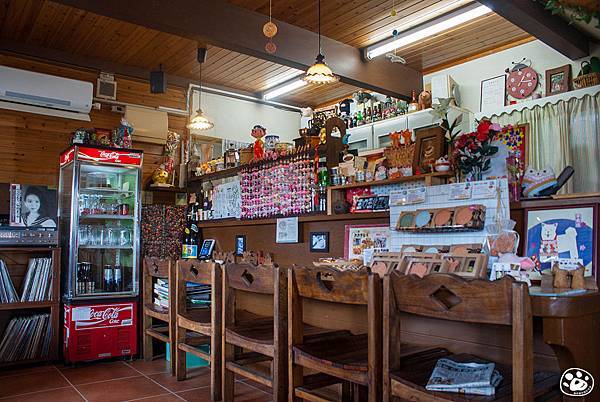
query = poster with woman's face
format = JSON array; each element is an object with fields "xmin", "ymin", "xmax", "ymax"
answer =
[{"xmin": 10, "ymin": 184, "xmax": 58, "ymax": 228}]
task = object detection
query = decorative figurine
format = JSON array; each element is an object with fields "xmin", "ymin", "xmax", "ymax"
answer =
[
  {"xmin": 118, "ymin": 117, "xmax": 134, "ymax": 149},
  {"xmin": 151, "ymin": 164, "xmax": 170, "ymax": 185},
  {"xmin": 418, "ymin": 90, "xmax": 432, "ymax": 110},
  {"xmin": 251, "ymin": 125, "xmax": 267, "ymax": 161}
]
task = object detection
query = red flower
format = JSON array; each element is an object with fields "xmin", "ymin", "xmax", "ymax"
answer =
[
  {"xmin": 476, "ymin": 131, "xmax": 489, "ymax": 142},
  {"xmin": 468, "ymin": 142, "xmax": 478, "ymax": 151},
  {"xmin": 456, "ymin": 135, "xmax": 467, "ymax": 148},
  {"xmin": 477, "ymin": 120, "xmax": 491, "ymax": 136}
]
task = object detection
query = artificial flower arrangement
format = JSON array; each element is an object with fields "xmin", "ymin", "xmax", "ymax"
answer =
[{"xmin": 452, "ymin": 120, "xmax": 501, "ymax": 180}]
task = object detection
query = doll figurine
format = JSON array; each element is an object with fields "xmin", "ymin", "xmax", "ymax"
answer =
[{"xmin": 251, "ymin": 125, "xmax": 266, "ymax": 161}]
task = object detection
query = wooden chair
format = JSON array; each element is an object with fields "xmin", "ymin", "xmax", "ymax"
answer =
[
  {"xmin": 288, "ymin": 266, "xmax": 383, "ymax": 402},
  {"xmin": 175, "ymin": 259, "xmax": 222, "ymax": 401},
  {"xmin": 222, "ymin": 261, "xmax": 287, "ymax": 402},
  {"xmin": 142, "ymin": 257, "xmax": 176, "ymax": 374},
  {"xmin": 383, "ymin": 273, "xmax": 561, "ymax": 401}
]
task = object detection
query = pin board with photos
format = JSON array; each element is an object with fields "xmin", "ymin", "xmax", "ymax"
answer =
[{"xmin": 389, "ymin": 179, "xmax": 510, "ymax": 252}]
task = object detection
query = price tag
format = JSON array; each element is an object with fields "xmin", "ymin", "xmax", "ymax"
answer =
[
  {"xmin": 472, "ymin": 180, "xmax": 497, "ymax": 199},
  {"xmin": 449, "ymin": 183, "xmax": 472, "ymax": 200},
  {"xmin": 390, "ymin": 187, "xmax": 426, "ymax": 206}
]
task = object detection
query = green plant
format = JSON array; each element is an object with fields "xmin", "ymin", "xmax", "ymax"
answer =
[{"xmin": 540, "ymin": 0, "xmax": 600, "ymax": 29}]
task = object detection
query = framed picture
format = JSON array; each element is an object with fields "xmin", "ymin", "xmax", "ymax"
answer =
[
  {"xmin": 485, "ymin": 124, "xmax": 529, "ymax": 181},
  {"xmin": 309, "ymin": 232, "xmax": 329, "ymax": 252},
  {"xmin": 413, "ymin": 125, "xmax": 444, "ymax": 173},
  {"xmin": 545, "ymin": 65, "xmax": 571, "ymax": 96},
  {"xmin": 10, "ymin": 184, "xmax": 58, "ymax": 228},
  {"xmin": 276, "ymin": 217, "xmax": 299, "ymax": 244},
  {"xmin": 480, "ymin": 75, "xmax": 506, "ymax": 114},
  {"xmin": 525, "ymin": 206, "xmax": 596, "ymax": 278},
  {"xmin": 235, "ymin": 234, "xmax": 246, "ymax": 256},
  {"xmin": 344, "ymin": 224, "xmax": 390, "ymax": 261}
]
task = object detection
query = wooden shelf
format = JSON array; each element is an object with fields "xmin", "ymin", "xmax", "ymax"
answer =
[
  {"xmin": 146, "ymin": 186, "xmax": 187, "ymax": 193},
  {"xmin": 0, "ymin": 301, "xmax": 58, "ymax": 311},
  {"xmin": 328, "ymin": 172, "xmax": 454, "ymax": 191},
  {"xmin": 197, "ymin": 211, "xmax": 390, "ymax": 228},
  {"xmin": 189, "ymin": 166, "xmax": 242, "ymax": 184}
]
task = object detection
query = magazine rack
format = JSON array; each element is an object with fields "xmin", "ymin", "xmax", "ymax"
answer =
[{"xmin": 0, "ymin": 247, "xmax": 60, "ymax": 367}]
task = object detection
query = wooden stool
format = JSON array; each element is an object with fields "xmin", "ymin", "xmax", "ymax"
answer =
[
  {"xmin": 288, "ymin": 266, "xmax": 383, "ymax": 402},
  {"xmin": 222, "ymin": 261, "xmax": 287, "ymax": 402},
  {"xmin": 142, "ymin": 257, "xmax": 176, "ymax": 374},
  {"xmin": 175, "ymin": 259, "xmax": 222, "ymax": 401},
  {"xmin": 383, "ymin": 273, "xmax": 561, "ymax": 401}
]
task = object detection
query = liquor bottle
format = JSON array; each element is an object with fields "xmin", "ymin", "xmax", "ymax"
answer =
[
  {"xmin": 85, "ymin": 263, "xmax": 95, "ymax": 294},
  {"xmin": 113, "ymin": 265, "xmax": 123, "ymax": 292},
  {"xmin": 76, "ymin": 263, "xmax": 85, "ymax": 294},
  {"xmin": 408, "ymin": 90, "xmax": 419, "ymax": 113},
  {"xmin": 103, "ymin": 265, "xmax": 114, "ymax": 292},
  {"xmin": 202, "ymin": 190, "xmax": 209, "ymax": 220}
]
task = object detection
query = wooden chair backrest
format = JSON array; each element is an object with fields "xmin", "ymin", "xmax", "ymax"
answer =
[
  {"xmin": 144, "ymin": 256, "xmax": 171, "ymax": 278},
  {"xmin": 387, "ymin": 273, "xmax": 516, "ymax": 325},
  {"xmin": 224, "ymin": 262, "xmax": 276, "ymax": 295},
  {"xmin": 383, "ymin": 273, "xmax": 532, "ymax": 401},
  {"xmin": 292, "ymin": 265, "xmax": 370, "ymax": 305},
  {"xmin": 177, "ymin": 259, "xmax": 215, "ymax": 285}
]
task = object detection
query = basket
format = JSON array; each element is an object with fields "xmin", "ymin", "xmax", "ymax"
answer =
[
  {"xmin": 573, "ymin": 72, "xmax": 600, "ymax": 89},
  {"xmin": 239, "ymin": 147, "xmax": 254, "ymax": 165}
]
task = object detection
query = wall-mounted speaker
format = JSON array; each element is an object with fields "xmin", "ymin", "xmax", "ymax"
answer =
[{"xmin": 150, "ymin": 70, "xmax": 166, "ymax": 94}]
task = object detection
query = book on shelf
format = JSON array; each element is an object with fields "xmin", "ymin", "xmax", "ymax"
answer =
[
  {"xmin": 0, "ymin": 259, "xmax": 19, "ymax": 303},
  {"xmin": 426, "ymin": 358, "xmax": 503, "ymax": 396},
  {"xmin": 153, "ymin": 279, "xmax": 169, "ymax": 308},
  {"xmin": 0, "ymin": 313, "xmax": 51, "ymax": 362}
]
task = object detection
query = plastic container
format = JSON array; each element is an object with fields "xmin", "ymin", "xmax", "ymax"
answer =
[{"xmin": 166, "ymin": 343, "xmax": 209, "ymax": 368}]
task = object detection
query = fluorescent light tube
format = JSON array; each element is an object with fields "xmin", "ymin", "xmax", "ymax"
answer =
[
  {"xmin": 366, "ymin": 4, "xmax": 492, "ymax": 60},
  {"xmin": 263, "ymin": 79, "xmax": 307, "ymax": 100}
]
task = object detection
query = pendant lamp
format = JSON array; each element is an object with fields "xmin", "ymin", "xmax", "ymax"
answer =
[
  {"xmin": 187, "ymin": 48, "xmax": 214, "ymax": 130},
  {"xmin": 304, "ymin": 0, "xmax": 338, "ymax": 84}
]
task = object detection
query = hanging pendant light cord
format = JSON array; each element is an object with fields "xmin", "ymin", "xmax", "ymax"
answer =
[
  {"xmin": 269, "ymin": 0, "xmax": 272, "ymax": 22},
  {"xmin": 198, "ymin": 62, "xmax": 202, "ymax": 110},
  {"xmin": 318, "ymin": 0, "xmax": 321, "ymax": 55}
]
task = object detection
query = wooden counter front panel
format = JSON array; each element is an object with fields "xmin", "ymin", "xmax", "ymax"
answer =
[{"xmin": 202, "ymin": 216, "xmax": 388, "ymax": 267}]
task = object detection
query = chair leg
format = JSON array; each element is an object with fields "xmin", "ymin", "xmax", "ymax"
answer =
[
  {"xmin": 222, "ymin": 341, "xmax": 235, "ymax": 402},
  {"xmin": 289, "ymin": 360, "xmax": 303, "ymax": 402},
  {"xmin": 342, "ymin": 381, "xmax": 352, "ymax": 402},
  {"xmin": 168, "ymin": 324, "xmax": 176, "ymax": 376},
  {"xmin": 143, "ymin": 315, "xmax": 152, "ymax": 362},
  {"xmin": 210, "ymin": 335, "xmax": 222, "ymax": 401},
  {"xmin": 175, "ymin": 326, "xmax": 187, "ymax": 381}
]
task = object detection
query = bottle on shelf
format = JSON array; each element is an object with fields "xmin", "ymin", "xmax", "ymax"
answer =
[
  {"xmin": 182, "ymin": 193, "xmax": 199, "ymax": 259},
  {"xmin": 408, "ymin": 90, "xmax": 419, "ymax": 113},
  {"xmin": 113, "ymin": 265, "xmax": 123, "ymax": 292},
  {"xmin": 103, "ymin": 264, "xmax": 113, "ymax": 292}
]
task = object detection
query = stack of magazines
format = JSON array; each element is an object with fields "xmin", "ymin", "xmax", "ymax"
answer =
[
  {"xmin": 187, "ymin": 283, "xmax": 211, "ymax": 308},
  {"xmin": 20, "ymin": 258, "xmax": 53, "ymax": 302},
  {"xmin": 426, "ymin": 358, "xmax": 503, "ymax": 396},
  {"xmin": 0, "ymin": 259, "xmax": 18, "ymax": 303},
  {"xmin": 154, "ymin": 278, "xmax": 169, "ymax": 309},
  {"xmin": 0, "ymin": 313, "xmax": 51, "ymax": 362}
]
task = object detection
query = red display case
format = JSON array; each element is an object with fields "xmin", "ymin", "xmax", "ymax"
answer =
[{"xmin": 63, "ymin": 301, "xmax": 137, "ymax": 363}]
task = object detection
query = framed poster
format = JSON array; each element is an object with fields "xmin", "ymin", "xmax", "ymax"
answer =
[
  {"xmin": 412, "ymin": 125, "xmax": 444, "ymax": 173},
  {"xmin": 276, "ymin": 217, "xmax": 299, "ymax": 244},
  {"xmin": 545, "ymin": 65, "xmax": 571, "ymax": 96},
  {"xmin": 525, "ymin": 206, "xmax": 596, "ymax": 277},
  {"xmin": 485, "ymin": 124, "xmax": 529, "ymax": 180},
  {"xmin": 344, "ymin": 224, "xmax": 390, "ymax": 261},
  {"xmin": 480, "ymin": 75, "xmax": 506, "ymax": 114},
  {"xmin": 309, "ymin": 232, "xmax": 329, "ymax": 253},
  {"xmin": 10, "ymin": 184, "xmax": 57, "ymax": 228}
]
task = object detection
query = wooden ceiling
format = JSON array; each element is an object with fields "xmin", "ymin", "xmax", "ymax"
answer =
[
  {"xmin": 0, "ymin": 0, "xmax": 362, "ymax": 107},
  {"xmin": 0, "ymin": 0, "xmax": 533, "ymax": 108},
  {"xmin": 229, "ymin": 0, "xmax": 533, "ymax": 73}
]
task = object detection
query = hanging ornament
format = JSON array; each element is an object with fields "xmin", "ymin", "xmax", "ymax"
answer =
[
  {"xmin": 265, "ymin": 39, "xmax": 277, "ymax": 54},
  {"xmin": 390, "ymin": 0, "xmax": 397, "ymax": 16},
  {"xmin": 262, "ymin": 0, "xmax": 278, "ymax": 53}
]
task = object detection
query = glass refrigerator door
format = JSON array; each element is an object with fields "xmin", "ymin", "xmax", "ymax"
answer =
[
  {"xmin": 59, "ymin": 161, "xmax": 75, "ymax": 298},
  {"xmin": 73, "ymin": 162, "xmax": 140, "ymax": 298}
]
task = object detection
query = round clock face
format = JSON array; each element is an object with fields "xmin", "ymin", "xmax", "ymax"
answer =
[{"xmin": 506, "ymin": 67, "xmax": 538, "ymax": 99}]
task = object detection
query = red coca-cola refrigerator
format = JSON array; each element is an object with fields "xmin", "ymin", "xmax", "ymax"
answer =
[{"xmin": 58, "ymin": 145, "xmax": 143, "ymax": 363}]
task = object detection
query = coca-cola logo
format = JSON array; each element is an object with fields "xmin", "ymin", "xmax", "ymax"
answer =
[
  {"xmin": 89, "ymin": 307, "xmax": 121, "ymax": 321},
  {"xmin": 99, "ymin": 151, "xmax": 121, "ymax": 160}
]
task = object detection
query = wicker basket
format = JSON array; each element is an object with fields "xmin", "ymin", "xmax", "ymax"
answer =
[
  {"xmin": 239, "ymin": 148, "xmax": 254, "ymax": 165},
  {"xmin": 573, "ymin": 72, "xmax": 600, "ymax": 89}
]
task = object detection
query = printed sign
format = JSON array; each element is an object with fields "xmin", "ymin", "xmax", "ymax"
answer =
[{"xmin": 73, "ymin": 303, "xmax": 134, "ymax": 330}]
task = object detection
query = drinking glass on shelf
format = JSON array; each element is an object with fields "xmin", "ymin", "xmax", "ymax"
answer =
[
  {"xmin": 90, "ymin": 225, "xmax": 102, "ymax": 246},
  {"xmin": 78, "ymin": 225, "xmax": 89, "ymax": 246},
  {"xmin": 119, "ymin": 228, "xmax": 132, "ymax": 246}
]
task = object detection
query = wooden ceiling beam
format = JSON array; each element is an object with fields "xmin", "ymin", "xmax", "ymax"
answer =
[
  {"xmin": 49, "ymin": 0, "xmax": 422, "ymax": 100},
  {"xmin": 476, "ymin": 0, "xmax": 589, "ymax": 60}
]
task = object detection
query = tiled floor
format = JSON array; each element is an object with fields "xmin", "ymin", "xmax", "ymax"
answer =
[{"xmin": 0, "ymin": 359, "xmax": 271, "ymax": 401}]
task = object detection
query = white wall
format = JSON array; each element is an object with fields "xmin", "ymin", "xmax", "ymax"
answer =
[
  {"xmin": 424, "ymin": 40, "xmax": 600, "ymax": 113},
  {"xmin": 190, "ymin": 91, "xmax": 301, "ymax": 143}
]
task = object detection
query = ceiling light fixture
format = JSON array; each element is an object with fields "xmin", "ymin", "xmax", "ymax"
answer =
[
  {"xmin": 304, "ymin": 0, "xmax": 338, "ymax": 84},
  {"xmin": 187, "ymin": 48, "xmax": 214, "ymax": 131},
  {"xmin": 263, "ymin": 79, "xmax": 307, "ymax": 100},
  {"xmin": 365, "ymin": 3, "xmax": 492, "ymax": 60}
]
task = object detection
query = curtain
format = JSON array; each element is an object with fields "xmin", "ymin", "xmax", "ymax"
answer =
[{"xmin": 492, "ymin": 92, "xmax": 600, "ymax": 194}]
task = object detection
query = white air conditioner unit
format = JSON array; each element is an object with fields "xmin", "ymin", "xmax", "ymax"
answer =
[{"xmin": 0, "ymin": 65, "xmax": 93, "ymax": 121}]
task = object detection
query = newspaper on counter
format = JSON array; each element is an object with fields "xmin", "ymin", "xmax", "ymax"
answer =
[{"xmin": 426, "ymin": 358, "xmax": 503, "ymax": 396}]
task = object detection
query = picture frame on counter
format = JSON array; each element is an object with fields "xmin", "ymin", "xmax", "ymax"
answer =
[
  {"xmin": 413, "ymin": 125, "xmax": 444, "ymax": 174},
  {"xmin": 480, "ymin": 75, "xmax": 506, "ymax": 114},
  {"xmin": 235, "ymin": 234, "xmax": 246, "ymax": 256},
  {"xmin": 309, "ymin": 232, "xmax": 329, "ymax": 253},
  {"xmin": 525, "ymin": 205, "xmax": 596, "ymax": 278},
  {"xmin": 545, "ymin": 65, "xmax": 572, "ymax": 96}
]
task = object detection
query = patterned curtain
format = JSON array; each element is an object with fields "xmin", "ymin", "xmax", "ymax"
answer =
[{"xmin": 491, "ymin": 92, "xmax": 600, "ymax": 194}]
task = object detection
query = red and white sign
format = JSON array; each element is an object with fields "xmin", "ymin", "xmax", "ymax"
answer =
[
  {"xmin": 72, "ymin": 303, "xmax": 134, "ymax": 330},
  {"xmin": 60, "ymin": 148, "xmax": 76, "ymax": 166},
  {"xmin": 60, "ymin": 146, "xmax": 143, "ymax": 167}
]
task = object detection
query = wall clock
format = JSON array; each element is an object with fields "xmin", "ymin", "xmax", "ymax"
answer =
[{"xmin": 506, "ymin": 59, "xmax": 539, "ymax": 99}]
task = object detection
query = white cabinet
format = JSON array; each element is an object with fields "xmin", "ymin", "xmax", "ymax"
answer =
[{"xmin": 346, "ymin": 125, "xmax": 373, "ymax": 153}]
